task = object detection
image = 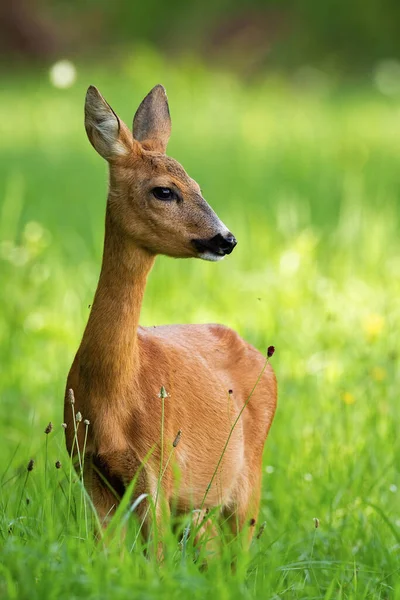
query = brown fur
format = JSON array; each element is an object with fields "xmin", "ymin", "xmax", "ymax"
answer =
[{"xmin": 65, "ymin": 85, "xmax": 277, "ymax": 546}]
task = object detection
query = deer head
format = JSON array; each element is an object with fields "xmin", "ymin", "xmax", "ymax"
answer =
[{"xmin": 84, "ymin": 85, "xmax": 237, "ymax": 261}]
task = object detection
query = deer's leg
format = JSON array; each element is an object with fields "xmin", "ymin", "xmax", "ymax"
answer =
[
  {"xmin": 192, "ymin": 509, "xmax": 219, "ymax": 547},
  {"xmin": 84, "ymin": 459, "xmax": 122, "ymax": 534},
  {"xmin": 131, "ymin": 470, "xmax": 171, "ymax": 561},
  {"xmin": 180, "ymin": 508, "xmax": 221, "ymax": 564},
  {"xmin": 225, "ymin": 466, "xmax": 262, "ymax": 548},
  {"xmin": 86, "ymin": 458, "xmax": 171, "ymax": 560}
]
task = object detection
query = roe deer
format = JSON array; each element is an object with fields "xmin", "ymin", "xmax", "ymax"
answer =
[{"xmin": 64, "ymin": 84, "xmax": 277, "ymax": 547}]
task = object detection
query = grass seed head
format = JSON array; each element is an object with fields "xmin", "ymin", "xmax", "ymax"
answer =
[
  {"xmin": 84, "ymin": 419, "xmax": 90, "ymax": 426},
  {"xmin": 55, "ymin": 460, "xmax": 62, "ymax": 469},
  {"xmin": 27, "ymin": 459, "xmax": 35, "ymax": 472},
  {"xmin": 44, "ymin": 422, "xmax": 53, "ymax": 434},
  {"xmin": 67, "ymin": 388, "xmax": 75, "ymax": 405},
  {"xmin": 158, "ymin": 386, "xmax": 168, "ymax": 399},
  {"xmin": 314, "ymin": 517, "xmax": 320, "ymax": 528},
  {"xmin": 267, "ymin": 345, "xmax": 275, "ymax": 358},
  {"xmin": 256, "ymin": 521, "xmax": 266, "ymax": 539},
  {"xmin": 75, "ymin": 411, "xmax": 82, "ymax": 423},
  {"xmin": 61, "ymin": 423, "xmax": 67, "ymax": 429},
  {"xmin": 173, "ymin": 429, "xmax": 182, "ymax": 447}
]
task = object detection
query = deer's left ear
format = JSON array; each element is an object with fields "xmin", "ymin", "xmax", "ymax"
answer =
[
  {"xmin": 85, "ymin": 86, "xmax": 133, "ymax": 161},
  {"xmin": 132, "ymin": 85, "xmax": 171, "ymax": 153}
]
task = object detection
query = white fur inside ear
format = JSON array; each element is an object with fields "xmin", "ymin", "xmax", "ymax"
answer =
[
  {"xmin": 94, "ymin": 113, "xmax": 118, "ymax": 139},
  {"xmin": 85, "ymin": 92, "xmax": 128, "ymax": 158},
  {"xmin": 93, "ymin": 114, "xmax": 127, "ymax": 156}
]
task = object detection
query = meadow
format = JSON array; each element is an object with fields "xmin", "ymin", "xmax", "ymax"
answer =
[{"xmin": 0, "ymin": 53, "xmax": 400, "ymax": 598}]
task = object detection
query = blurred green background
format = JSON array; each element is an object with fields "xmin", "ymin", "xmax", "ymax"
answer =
[{"xmin": 1, "ymin": 2, "xmax": 400, "ymax": 598}]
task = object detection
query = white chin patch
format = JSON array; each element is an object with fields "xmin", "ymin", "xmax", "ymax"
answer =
[{"xmin": 198, "ymin": 251, "xmax": 225, "ymax": 262}]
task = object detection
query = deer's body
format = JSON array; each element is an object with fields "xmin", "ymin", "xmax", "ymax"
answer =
[{"xmin": 65, "ymin": 85, "xmax": 277, "ymax": 544}]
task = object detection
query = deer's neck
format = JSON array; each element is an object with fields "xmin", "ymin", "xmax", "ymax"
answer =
[{"xmin": 78, "ymin": 208, "xmax": 155, "ymax": 398}]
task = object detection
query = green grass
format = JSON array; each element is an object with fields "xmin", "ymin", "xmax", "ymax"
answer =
[{"xmin": 1, "ymin": 52, "xmax": 400, "ymax": 598}]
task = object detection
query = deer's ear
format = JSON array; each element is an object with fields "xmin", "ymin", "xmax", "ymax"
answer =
[
  {"xmin": 132, "ymin": 85, "xmax": 171, "ymax": 153},
  {"xmin": 85, "ymin": 86, "xmax": 131, "ymax": 160}
]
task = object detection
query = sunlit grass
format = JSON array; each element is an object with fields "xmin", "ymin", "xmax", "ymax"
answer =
[{"xmin": 0, "ymin": 54, "xmax": 400, "ymax": 598}]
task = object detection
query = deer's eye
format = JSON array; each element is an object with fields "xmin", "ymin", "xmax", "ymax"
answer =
[{"xmin": 152, "ymin": 187, "xmax": 175, "ymax": 201}]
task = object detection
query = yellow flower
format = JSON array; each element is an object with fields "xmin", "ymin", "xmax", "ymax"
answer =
[
  {"xmin": 371, "ymin": 366, "xmax": 387, "ymax": 381},
  {"xmin": 342, "ymin": 392, "xmax": 355, "ymax": 405},
  {"xmin": 363, "ymin": 314, "xmax": 384, "ymax": 340}
]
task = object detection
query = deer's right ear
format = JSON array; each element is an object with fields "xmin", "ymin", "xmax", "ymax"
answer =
[
  {"xmin": 84, "ymin": 86, "xmax": 131, "ymax": 160},
  {"xmin": 132, "ymin": 85, "xmax": 171, "ymax": 153}
]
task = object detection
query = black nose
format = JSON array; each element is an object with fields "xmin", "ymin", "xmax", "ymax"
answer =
[
  {"xmin": 215, "ymin": 233, "xmax": 237, "ymax": 254},
  {"xmin": 192, "ymin": 232, "xmax": 237, "ymax": 256}
]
